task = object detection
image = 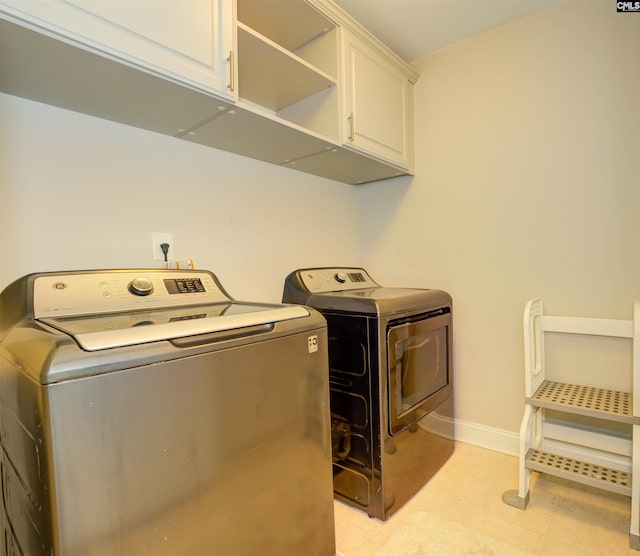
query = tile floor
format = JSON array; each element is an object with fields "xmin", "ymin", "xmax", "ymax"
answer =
[{"xmin": 334, "ymin": 442, "xmax": 636, "ymax": 555}]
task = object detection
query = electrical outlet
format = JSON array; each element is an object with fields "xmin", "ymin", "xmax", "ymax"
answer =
[{"xmin": 152, "ymin": 232, "xmax": 173, "ymax": 261}]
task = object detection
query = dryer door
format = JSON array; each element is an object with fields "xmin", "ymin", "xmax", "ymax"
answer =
[{"xmin": 387, "ymin": 308, "xmax": 452, "ymax": 435}]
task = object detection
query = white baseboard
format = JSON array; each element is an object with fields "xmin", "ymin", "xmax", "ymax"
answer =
[
  {"xmin": 454, "ymin": 417, "xmax": 519, "ymax": 457},
  {"xmin": 420, "ymin": 413, "xmax": 519, "ymax": 457}
]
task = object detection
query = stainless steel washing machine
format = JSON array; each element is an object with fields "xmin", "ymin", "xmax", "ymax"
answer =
[
  {"xmin": 0, "ymin": 269, "xmax": 335, "ymax": 556},
  {"xmin": 283, "ymin": 267, "xmax": 454, "ymax": 520}
]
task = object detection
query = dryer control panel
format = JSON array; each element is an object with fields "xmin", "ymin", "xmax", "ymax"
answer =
[{"xmin": 294, "ymin": 267, "xmax": 379, "ymax": 293}]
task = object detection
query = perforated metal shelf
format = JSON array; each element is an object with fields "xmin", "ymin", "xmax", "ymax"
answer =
[
  {"xmin": 527, "ymin": 380, "xmax": 637, "ymax": 424},
  {"xmin": 526, "ymin": 449, "xmax": 632, "ymax": 497}
]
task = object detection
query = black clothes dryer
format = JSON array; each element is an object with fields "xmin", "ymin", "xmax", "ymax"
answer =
[{"xmin": 283, "ymin": 267, "xmax": 455, "ymax": 520}]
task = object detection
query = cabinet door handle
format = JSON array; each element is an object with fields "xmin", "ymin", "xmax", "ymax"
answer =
[
  {"xmin": 348, "ymin": 112, "xmax": 355, "ymax": 142},
  {"xmin": 228, "ymin": 50, "xmax": 235, "ymax": 92}
]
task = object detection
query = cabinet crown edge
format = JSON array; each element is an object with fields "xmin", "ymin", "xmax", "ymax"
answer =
[{"xmin": 308, "ymin": 0, "xmax": 420, "ymax": 84}]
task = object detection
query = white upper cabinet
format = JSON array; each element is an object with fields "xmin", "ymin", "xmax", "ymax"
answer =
[
  {"xmin": 341, "ymin": 27, "xmax": 415, "ymax": 171},
  {"xmin": 0, "ymin": 0, "xmax": 234, "ymax": 99},
  {"xmin": 231, "ymin": 0, "xmax": 418, "ymax": 181},
  {"xmin": 0, "ymin": 0, "xmax": 419, "ymax": 184}
]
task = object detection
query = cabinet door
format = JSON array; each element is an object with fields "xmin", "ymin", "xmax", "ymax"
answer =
[
  {"xmin": 342, "ymin": 30, "xmax": 413, "ymax": 170},
  {"xmin": 0, "ymin": 0, "xmax": 234, "ymax": 100}
]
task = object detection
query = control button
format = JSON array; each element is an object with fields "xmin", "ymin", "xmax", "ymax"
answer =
[
  {"xmin": 334, "ymin": 272, "xmax": 347, "ymax": 284},
  {"xmin": 128, "ymin": 277, "xmax": 154, "ymax": 296}
]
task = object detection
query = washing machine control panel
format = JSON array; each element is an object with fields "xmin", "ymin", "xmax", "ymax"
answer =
[
  {"xmin": 33, "ymin": 270, "xmax": 230, "ymax": 318},
  {"xmin": 297, "ymin": 267, "xmax": 378, "ymax": 293}
]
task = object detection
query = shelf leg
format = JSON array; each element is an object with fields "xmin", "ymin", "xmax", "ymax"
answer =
[
  {"xmin": 503, "ymin": 405, "xmax": 538, "ymax": 510},
  {"xmin": 631, "ymin": 424, "xmax": 640, "ymax": 550},
  {"xmin": 502, "ymin": 489, "xmax": 529, "ymax": 509}
]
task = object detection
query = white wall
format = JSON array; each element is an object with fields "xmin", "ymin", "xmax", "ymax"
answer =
[
  {"xmin": 358, "ymin": 0, "xmax": 640, "ymax": 447},
  {"xmin": 0, "ymin": 93, "xmax": 361, "ymax": 302}
]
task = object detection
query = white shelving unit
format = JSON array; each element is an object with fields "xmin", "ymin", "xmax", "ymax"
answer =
[
  {"xmin": 236, "ymin": 0, "xmax": 338, "ymax": 139},
  {"xmin": 237, "ymin": 22, "xmax": 336, "ymax": 112},
  {"xmin": 503, "ymin": 298, "xmax": 640, "ymax": 550}
]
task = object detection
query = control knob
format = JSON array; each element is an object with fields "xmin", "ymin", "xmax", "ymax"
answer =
[
  {"xmin": 128, "ymin": 277, "xmax": 154, "ymax": 296},
  {"xmin": 334, "ymin": 272, "xmax": 347, "ymax": 284}
]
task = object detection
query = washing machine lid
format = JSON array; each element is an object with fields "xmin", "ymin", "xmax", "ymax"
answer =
[
  {"xmin": 39, "ymin": 301, "xmax": 308, "ymax": 351},
  {"xmin": 28, "ymin": 269, "xmax": 308, "ymax": 351}
]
